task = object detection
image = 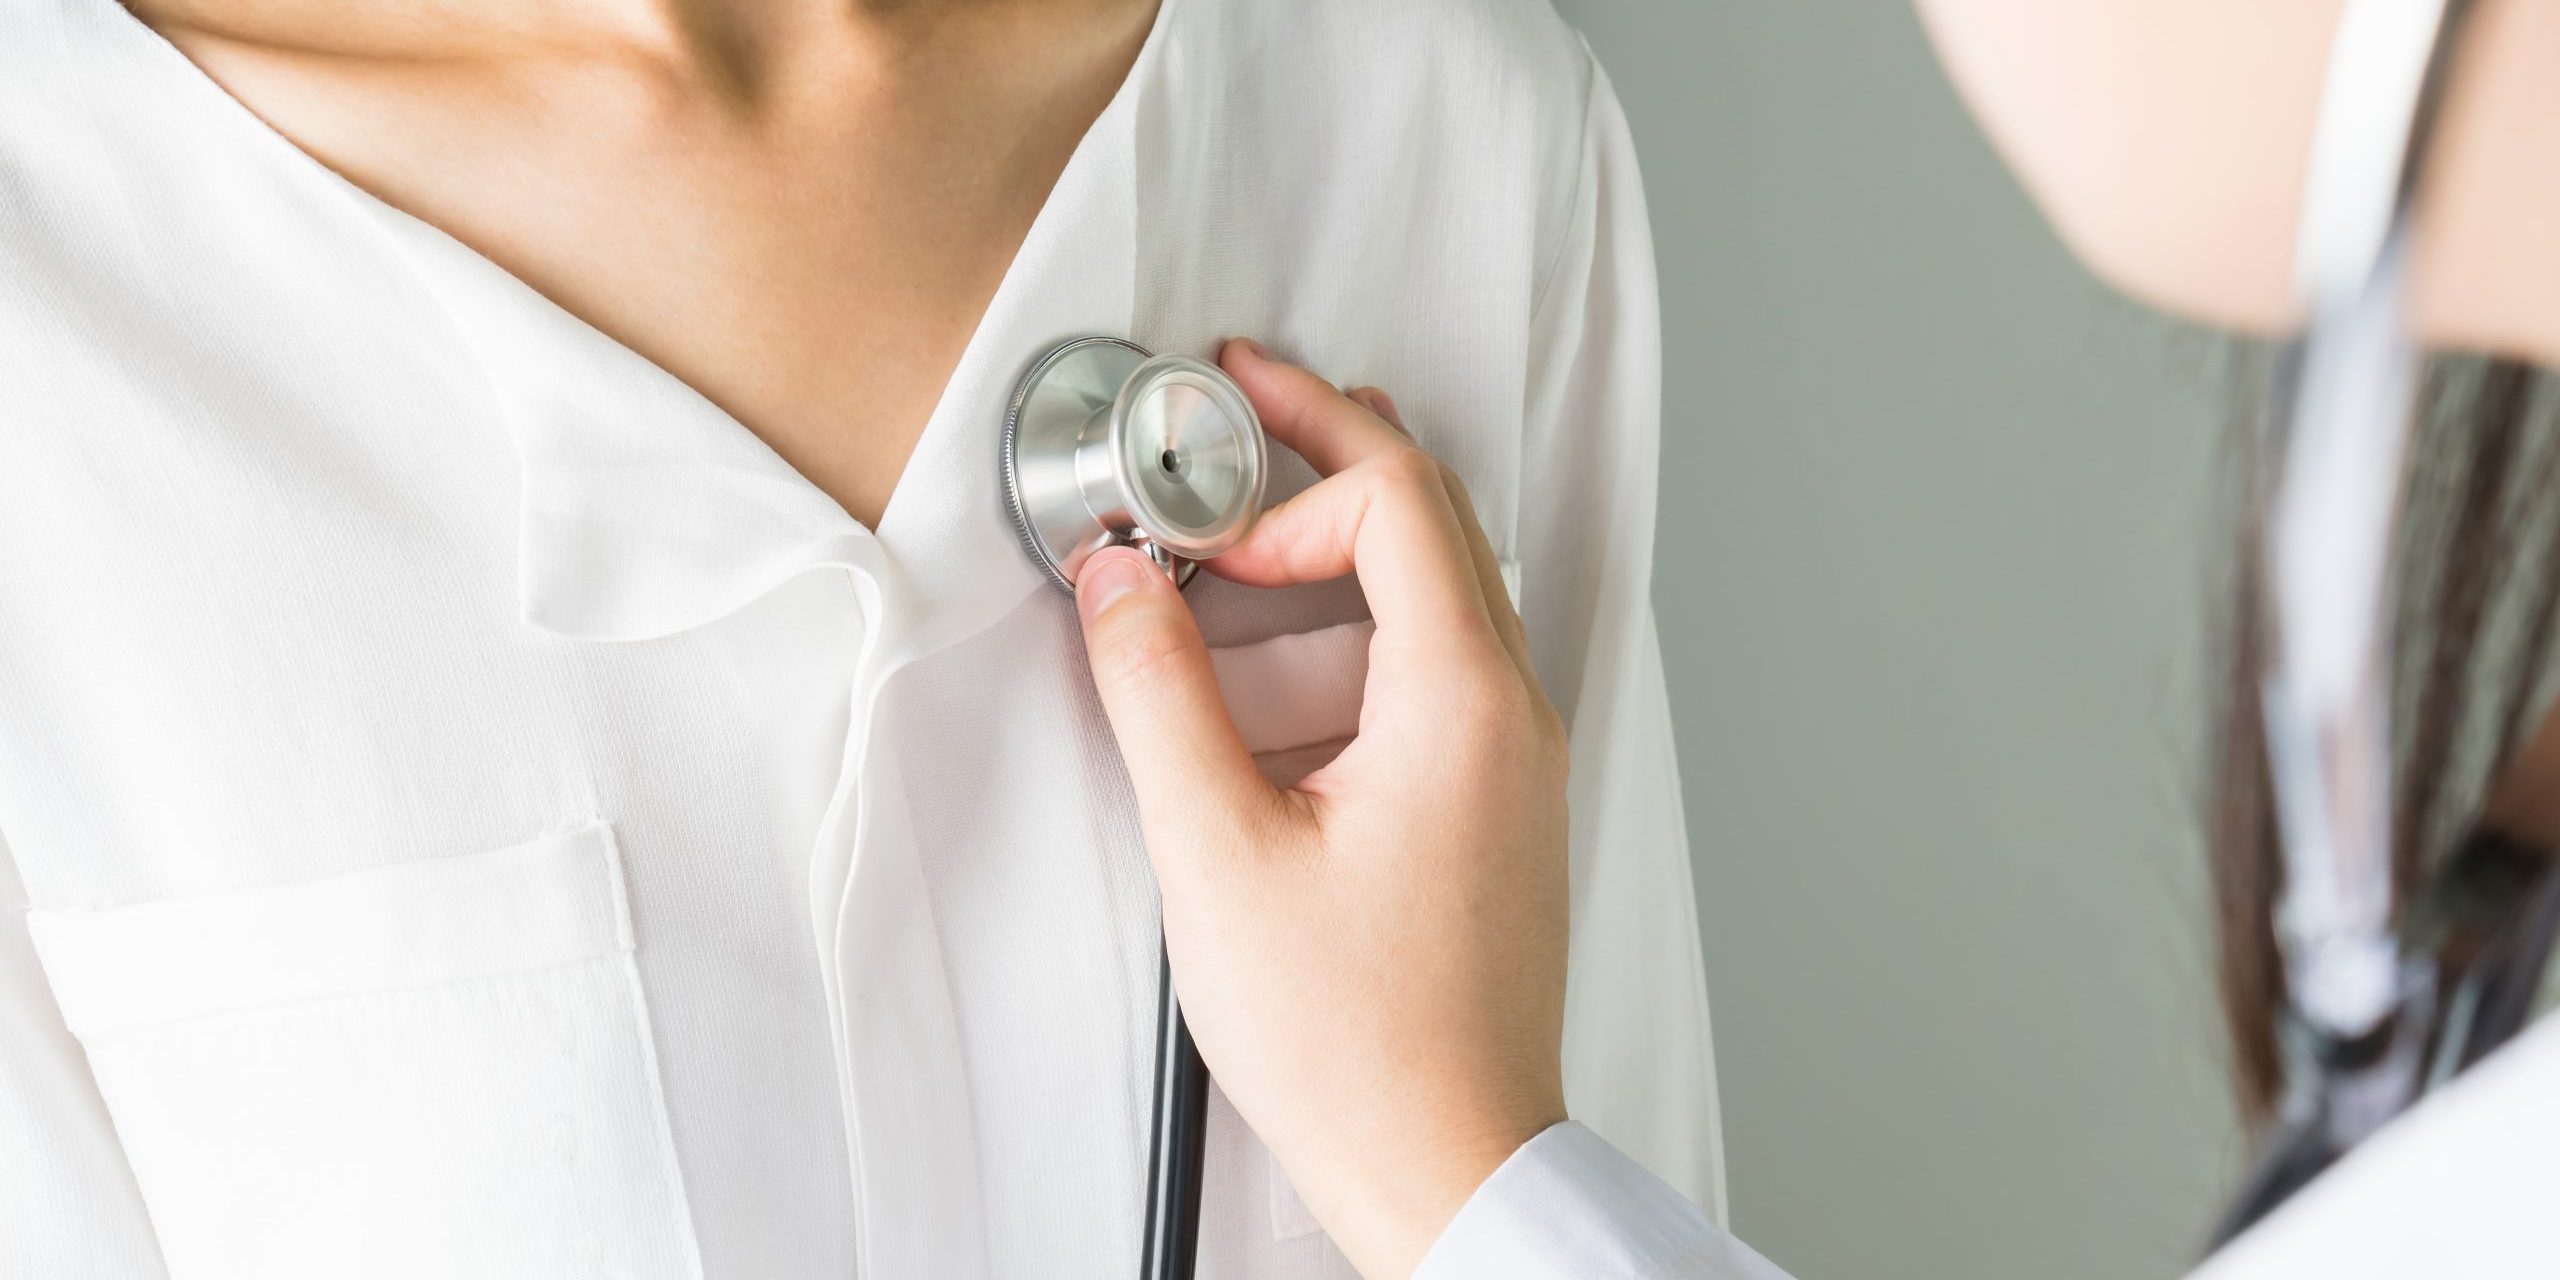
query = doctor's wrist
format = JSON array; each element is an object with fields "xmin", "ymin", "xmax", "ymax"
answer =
[{"xmin": 1300, "ymin": 1100, "xmax": 1566, "ymax": 1279}]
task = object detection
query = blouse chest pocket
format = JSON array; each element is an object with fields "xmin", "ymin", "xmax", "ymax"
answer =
[{"xmin": 26, "ymin": 820, "xmax": 703, "ymax": 1280}]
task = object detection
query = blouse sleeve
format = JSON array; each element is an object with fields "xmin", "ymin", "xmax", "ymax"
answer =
[
  {"xmin": 0, "ymin": 829, "xmax": 166, "ymax": 1276},
  {"xmin": 1513, "ymin": 46, "xmax": 1731, "ymax": 1217},
  {"xmin": 1413, "ymin": 1123, "xmax": 1793, "ymax": 1280}
]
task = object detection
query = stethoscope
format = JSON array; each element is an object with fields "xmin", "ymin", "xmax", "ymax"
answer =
[
  {"xmin": 2212, "ymin": 0, "xmax": 2560, "ymax": 1248},
  {"xmin": 999, "ymin": 335, "xmax": 1269, "ymax": 1280},
  {"xmin": 990, "ymin": 4, "xmax": 2560, "ymax": 1262}
]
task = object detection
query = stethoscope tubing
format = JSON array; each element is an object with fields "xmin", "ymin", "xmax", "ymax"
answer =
[
  {"xmin": 2208, "ymin": 0, "xmax": 2483, "ymax": 1253},
  {"xmin": 1003, "ymin": 335, "xmax": 1265, "ymax": 1277},
  {"xmin": 1140, "ymin": 941, "xmax": 1210, "ymax": 1279}
]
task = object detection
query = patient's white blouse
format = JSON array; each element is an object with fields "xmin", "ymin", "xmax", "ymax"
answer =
[{"xmin": 0, "ymin": 0, "xmax": 1726, "ymax": 1275}]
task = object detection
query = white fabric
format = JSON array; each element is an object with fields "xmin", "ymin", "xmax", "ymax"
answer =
[
  {"xmin": 0, "ymin": 0, "xmax": 1723, "ymax": 1275},
  {"xmin": 28, "ymin": 822, "xmax": 637, "ymax": 1035},
  {"xmin": 1416, "ymin": 1009, "xmax": 2560, "ymax": 1278},
  {"xmin": 1418, "ymin": 1123, "xmax": 1787, "ymax": 1280},
  {"xmin": 1208, "ymin": 620, "xmax": 1376, "ymax": 757},
  {"xmin": 2189, "ymin": 1012, "xmax": 2560, "ymax": 1280},
  {"xmin": 29, "ymin": 824, "xmax": 702, "ymax": 1279}
]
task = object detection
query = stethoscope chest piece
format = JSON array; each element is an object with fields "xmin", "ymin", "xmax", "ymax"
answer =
[{"xmin": 1002, "ymin": 336, "xmax": 1268, "ymax": 593}]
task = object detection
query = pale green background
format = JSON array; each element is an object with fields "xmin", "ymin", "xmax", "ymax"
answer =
[{"xmin": 1551, "ymin": 3, "xmax": 2247, "ymax": 1277}]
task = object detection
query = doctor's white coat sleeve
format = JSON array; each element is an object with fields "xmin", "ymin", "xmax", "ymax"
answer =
[
  {"xmin": 1416, "ymin": 1122, "xmax": 1791, "ymax": 1280},
  {"xmin": 1510, "ymin": 49, "xmax": 1731, "ymax": 1217},
  {"xmin": 0, "ymin": 830, "xmax": 167, "ymax": 1276}
]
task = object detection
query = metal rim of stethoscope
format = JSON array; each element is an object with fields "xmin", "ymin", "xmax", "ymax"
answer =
[
  {"xmin": 1001, "ymin": 336, "xmax": 1153, "ymax": 593},
  {"xmin": 999, "ymin": 335, "xmax": 1269, "ymax": 595}
]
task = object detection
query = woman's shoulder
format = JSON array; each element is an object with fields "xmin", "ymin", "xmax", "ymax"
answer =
[
  {"xmin": 1145, "ymin": 0, "xmax": 1608, "ymax": 299},
  {"xmin": 1279, "ymin": 0, "xmax": 1594, "ymax": 87},
  {"xmin": 1176, "ymin": 0, "xmax": 1600, "ymax": 133},
  {"xmin": 0, "ymin": 3, "xmax": 226, "ymax": 316}
]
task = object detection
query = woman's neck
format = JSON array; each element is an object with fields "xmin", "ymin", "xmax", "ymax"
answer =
[
  {"xmin": 118, "ymin": 0, "xmax": 1160, "ymax": 527},
  {"xmin": 124, "ymin": 0, "xmax": 1144, "ymax": 112}
]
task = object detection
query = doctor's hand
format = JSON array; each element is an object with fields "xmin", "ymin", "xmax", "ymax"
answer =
[{"xmin": 1074, "ymin": 339, "xmax": 1571, "ymax": 1280}]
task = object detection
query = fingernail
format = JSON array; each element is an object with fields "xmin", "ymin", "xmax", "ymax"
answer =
[
  {"xmin": 1231, "ymin": 337, "xmax": 1269, "ymax": 361},
  {"xmin": 1077, "ymin": 548, "xmax": 1154, "ymax": 622}
]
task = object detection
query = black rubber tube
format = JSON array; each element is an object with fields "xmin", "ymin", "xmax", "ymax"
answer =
[{"xmin": 1140, "ymin": 940, "xmax": 1209, "ymax": 1280}]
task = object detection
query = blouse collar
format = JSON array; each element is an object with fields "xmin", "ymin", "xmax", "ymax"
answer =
[
  {"xmin": 363, "ymin": 44, "xmax": 1158, "ymax": 657},
  {"xmin": 83, "ymin": 0, "xmax": 1167, "ymax": 659}
]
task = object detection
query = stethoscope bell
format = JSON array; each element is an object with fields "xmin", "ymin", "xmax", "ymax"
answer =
[{"xmin": 1002, "ymin": 336, "xmax": 1268, "ymax": 593}]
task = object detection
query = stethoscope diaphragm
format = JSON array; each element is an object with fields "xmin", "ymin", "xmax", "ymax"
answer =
[{"xmin": 1001, "ymin": 336, "xmax": 1268, "ymax": 593}]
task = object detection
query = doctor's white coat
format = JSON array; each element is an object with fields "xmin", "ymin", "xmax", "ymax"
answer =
[{"xmin": 0, "ymin": 0, "xmax": 1723, "ymax": 1274}]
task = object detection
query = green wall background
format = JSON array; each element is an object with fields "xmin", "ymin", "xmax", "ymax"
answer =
[{"xmin": 1551, "ymin": 3, "xmax": 2245, "ymax": 1276}]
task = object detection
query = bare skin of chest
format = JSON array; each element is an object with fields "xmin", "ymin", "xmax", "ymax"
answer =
[{"xmin": 137, "ymin": 0, "xmax": 1157, "ymax": 529}]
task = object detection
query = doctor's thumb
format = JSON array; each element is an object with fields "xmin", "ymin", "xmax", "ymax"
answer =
[{"xmin": 1074, "ymin": 546, "xmax": 1274, "ymax": 830}]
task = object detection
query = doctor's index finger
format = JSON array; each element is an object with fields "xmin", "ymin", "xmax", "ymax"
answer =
[
  {"xmin": 1214, "ymin": 340, "xmax": 1532, "ymax": 678},
  {"xmin": 1430, "ymin": 458, "xmax": 1536, "ymax": 681},
  {"xmin": 1218, "ymin": 339, "xmax": 1412, "ymax": 476},
  {"xmin": 1211, "ymin": 449, "xmax": 1510, "ymax": 673}
]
